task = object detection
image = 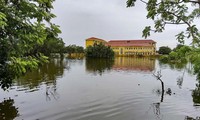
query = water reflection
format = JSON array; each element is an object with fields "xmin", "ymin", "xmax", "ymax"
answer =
[
  {"xmin": 159, "ymin": 59, "xmax": 188, "ymax": 70},
  {"xmin": 85, "ymin": 58, "xmax": 114, "ymax": 75},
  {"xmin": 192, "ymin": 81, "xmax": 200, "ymax": 105},
  {"xmin": 46, "ymin": 85, "xmax": 59, "ymax": 101},
  {"xmin": 159, "ymin": 60, "xmax": 194, "ymax": 90},
  {"xmin": 15, "ymin": 58, "xmax": 69, "ymax": 91},
  {"xmin": 85, "ymin": 57, "xmax": 156, "ymax": 75},
  {"xmin": 146, "ymin": 71, "xmax": 165, "ymax": 120},
  {"xmin": 113, "ymin": 57, "xmax": 155, "ymax": 72},
  {"xmin": 0, "ymin": 98, "xmax": 19, "ymax": 120},
  {"xmin": 151, "ymin": 102, "xmax": 163, "ymax": 120},
  {"xmin": 0, "ymin": 57, "xmax": 199, "ymax": 119},
  {"xmin": 159, "ymin": 60, "xmax": 200, "ymax": 106},
  {"xmin": 154, "ymin": 61, "xmax": 200, "ymax": 119}
]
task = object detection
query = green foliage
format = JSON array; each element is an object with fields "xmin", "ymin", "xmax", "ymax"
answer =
[
  {"xmin": 65, "ymin": 45, "xmax": 85, "ymax": 54},
  {"xmin": 126, "ymin": 0, "xmax": 200, "ymax": 46},
  {"xmin": 85, "ymin": 43, "xmax": 115, "ymax": 58},
  {"xmin": 0, "ymin": 12, "xmax": 7, "ymax": 28},
  {"xmin": 159, "ymin": 45, "xmax": 191, "ymax": 65},
  {"xmin": 142, "ymin": 26, "xmax": 151, "ymax": 38},
  {"xmin": 158, "ymin": 46, "xmax": 172, "ymax": 55},
  {"xmin": 0, "ymin": 98, "xmax": 19, "ymax": 120},
  {"xmin": 176, "ymin": 45, "xmax": 191, "ymax": 57},
  {"xmin": 160, "ymin": 45, "xmax": 190, "ymax": 62},
  {"xmin": 0, "ymin": 0, "xmax": 63, "ymax": 89},
  {"xmin": 76, "ymin": 46, "xmax": 85, "ymax": 53},
  {"xmin": 33, "ymin": 38, "xmax": 65, "ymax": 57},
  {"xmin": 0, "ymin": 65, "xmax": 13, "ymax": 90},
  {"xmin": 159, "ymin": 46, "xmax": 200, "ymax": 78},
  {"xmin": 168, "ymin": 51, "xmax": 178, "ymax": 60},
  {"xmin": 159, "ymin": 55, "xmax": 169, "ymax": 63},
  {"xmin": 32, "ymin": 24, "xmax": 65, "ymax": 56},
  {"xmin": 173, "ymin": 44, "xmax": 184, "ymax": 51},
  {"xmin": 192, "ymin": 82, "xmax": 200, "ymax": 104},
  {"xmin": 187, "ymin": 48, "xmax": 200, "ymax": 76},
  {"xmin": 159, "ymin": 45, "xmax": 193, "ymax": 74},
  {"xmin": 126, "ymin": 0, "xmax": 137, "ymax": 7}
]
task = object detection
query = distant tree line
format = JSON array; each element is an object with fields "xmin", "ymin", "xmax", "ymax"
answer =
[
  {"xmin": 64, "ymin": 45, "xmax": 84, "ymax": 57},
  {"xmin": 159, "ymin": 44, "xmax": 190, "ymax": 62}
]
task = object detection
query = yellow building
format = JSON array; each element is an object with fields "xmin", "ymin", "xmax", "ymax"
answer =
[
  {"xmin": 85, "ymin": 37, "xmax": 157, "ymax": 56},
  {"xmin": 107, "ymin": 40, "xmax": 156, "ymax": 56},
  {"xmin": 85, "ymin": 37, "xmax": 107, "ymax": 48}
]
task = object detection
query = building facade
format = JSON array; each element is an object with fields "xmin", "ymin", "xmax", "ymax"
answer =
[
  {"xmin": 85, "ymin": 37, "xmax": 156, "ymax": 56},
  {"xmin": 85, "ymin": 37, "xmax": 107, "ymax": 48},
  {"xmin": 107, "ymin": 40, "xmax": 156, "ymax": 56}
]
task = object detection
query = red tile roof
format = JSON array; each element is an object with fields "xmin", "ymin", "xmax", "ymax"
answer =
[
  {"xmin": 86, "ymin": 37, "xmax": 156, "ymax": 47},
  {"xmin": 106, "ymin": 40, "xmax": 156, "ymax": 47}
]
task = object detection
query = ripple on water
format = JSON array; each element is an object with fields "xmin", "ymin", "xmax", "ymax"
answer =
[{"xmin": 48, "ymin": 90, "xmax": 154, "ymax": 120}]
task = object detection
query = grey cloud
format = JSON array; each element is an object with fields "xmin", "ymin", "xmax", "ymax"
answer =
[{"xmin": 52, "ymin": 0, "xmax": 188, "ymax": 49}]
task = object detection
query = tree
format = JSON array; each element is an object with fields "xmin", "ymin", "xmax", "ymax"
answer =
[
  {"xmin": 30, "ymin": 25, "xmax": 65, "ymax": 57},
  {"xmin": 127, "ymin": 0, "xmax": 200, "ymax": 79},
  {"xmin": 76, "ymin": 46, "xmax": 85, "ymax": 53},
  {"xmin": 65, "ymin": 45, "xmax": 84, "ymax": 57},
  {"xmin": 0, "ymin": 0, "xmax": 62, "ymax": 89},
  {"xmin": 173, "ymin": 44, "xmax": 184, "ymax": 51},
  {"xmin": 158, "ymin": 46, "xmax": 172, "ymax": 55},
  {"xmin": 85, "ymin": 43, "xmax": 115, "ymax": 58},
  {"xmin": 159, "ymin": 45, "xmax": 191, "ymax": 64},
  {"xmin": 192, "ymin": 81, "xmax": 200, "ymax": 104},
  {"xmin": 127, "ymin": 0, "xmax": 200, "ymax": 47},
  {"xmin": 65, "ymin": 45, "xmax": 76, "ymax": 56}
]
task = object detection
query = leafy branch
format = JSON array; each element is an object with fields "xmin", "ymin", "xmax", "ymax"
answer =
[{"xmin": 127, "ymin": 0, "xmax": 200, "ymax": 47}]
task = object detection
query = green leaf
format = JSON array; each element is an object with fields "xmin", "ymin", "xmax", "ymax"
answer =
[
  {"xmin": 142, "ymin": 26, "xmax": 151, "ymax": 38},
  {"xmin": 126, "ymin": 0, "xmax": 137, "ymax": 7},
  {"xmin": 176, "ymin": 32, "xmax": 185, "ymax": 44}
]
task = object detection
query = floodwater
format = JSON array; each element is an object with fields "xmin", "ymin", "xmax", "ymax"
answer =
[{"xmin": 0, "ymin": 57, "xmax": 200, "ymax": 120}]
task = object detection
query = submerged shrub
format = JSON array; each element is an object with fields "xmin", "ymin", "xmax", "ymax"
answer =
[{"xmin": 159, "ymin": 55, "xmax": 169, "ymax": 63}]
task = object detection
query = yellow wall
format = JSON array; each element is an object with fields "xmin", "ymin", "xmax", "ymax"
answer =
[
  {"xmin": 111, "ymin": 46, "xmax": 156, "ymax": 56},
  {"xmin": 85, "ymin": 39, "xmax": 107, "ymax": 48}
]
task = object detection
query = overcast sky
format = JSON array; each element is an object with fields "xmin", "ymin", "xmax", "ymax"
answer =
[{"xmin": 52, "ymin": 0, "xmax": 192, "ymax": 49}]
